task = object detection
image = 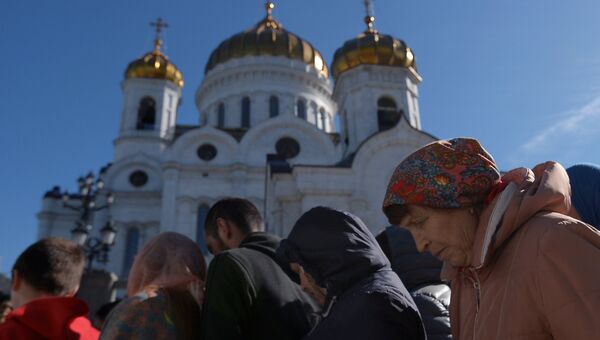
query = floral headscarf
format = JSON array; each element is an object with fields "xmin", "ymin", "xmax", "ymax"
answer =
[{"xmin": 383, "ymin": 138, "xmax": 501, "ymax": 212}]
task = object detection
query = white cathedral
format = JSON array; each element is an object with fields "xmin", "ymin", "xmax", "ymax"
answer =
[{"xmin": 37, "ymin": 3, "xmax": 436, "ymax": 277}]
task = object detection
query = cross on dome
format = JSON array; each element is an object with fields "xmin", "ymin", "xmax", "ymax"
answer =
[
  {"xmin": 150, "ymin": 17, "xmax": 169, "ymax": 51},
  {"xmin": 363, "ymin": 0, "xmax": 377, "ymax": 34}
]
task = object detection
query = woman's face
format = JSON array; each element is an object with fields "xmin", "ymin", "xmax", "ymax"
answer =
[{"xmin": 399, "ymin": 205, "xmax": 479, "ymax": 267}]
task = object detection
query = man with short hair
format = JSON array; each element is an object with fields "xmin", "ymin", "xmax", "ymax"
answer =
[
  {"xmin": 200, "ymin": 197, "xmax": 319, "ymax": 340},
  {"xmin": 203, "ymin": 197, "xmax": 264, "ymax": 254},
  {"xmin": 0, "ymin": 237, "xmax": 99, "ymax": 339}
]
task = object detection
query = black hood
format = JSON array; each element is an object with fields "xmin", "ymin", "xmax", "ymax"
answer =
[{"xmin": 277, "ymin": 207, "xmax": 390, "ymax": 295}]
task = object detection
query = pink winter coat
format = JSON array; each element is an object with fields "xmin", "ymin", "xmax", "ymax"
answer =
[{"xmin": 442, "ymin": 162, "xmax": 600, "ymax": 339}]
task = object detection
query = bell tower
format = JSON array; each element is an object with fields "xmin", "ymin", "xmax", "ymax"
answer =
[
  {"xmin": 332, "ymin": 1, "xmax": 422, "ymax": 155},
  {"xmin": 115, "ymin": 18, "xmax": 183, "ymax": 160}
]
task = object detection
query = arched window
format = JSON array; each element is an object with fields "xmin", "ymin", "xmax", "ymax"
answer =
[
  {"xmin": 136, "ymin": 97, "xmax": 156, "ymax": 130},
  {"xmin": 196, "ymin": 204, "xmax": 210, "ymax": 255},
  {"xmin": 217, "ymin": 102, "xmax": 225, "ymax": 128},
  {"xmin": 296, "ymin": 99, "xmax": 307, "ymax": 119},
  {"xmin": 377, "ymin": 97, "xmax": 400, "ymax": 131},
  {"xmin": 319, "ymin": 108, "xmax": 327, "ymax": 130},
  {"xmin": 241, "ymin": 96, "xmax": 251, "ymax": 128},
  {"xmin": 122, "ymin": 227, "xmax": 140, "ymax": 277},
  {"xmin": 269, "ymin": 95, "xmax": 279, "ymax": 118}
]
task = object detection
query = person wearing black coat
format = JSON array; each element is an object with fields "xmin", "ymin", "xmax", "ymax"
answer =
[
  {"xmin": 376, "ymin": 226, "xmax": 451, "ymax": 340},
  {"xmin": 200, "ymin": 198, "xmax": 319, "ymax": 340},
  {"xmin": 277, "ymin": 207, "xmax": 426, "ymax": 340}
]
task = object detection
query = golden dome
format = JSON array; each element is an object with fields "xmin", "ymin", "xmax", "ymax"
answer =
[
  {"xmin": 125, "ymin": 49, "xmax": 184, "ymax": 88},
  {"xmin": 331, "ymin": 16, "xmax": 417, "ymax": 80},
  {"xmin": 204, "ymin": 2, "xmax": 329, "ymax": 78},
  {"xmin": 125, "ymin": 18, "xmax": 184, "ymax": 88}
]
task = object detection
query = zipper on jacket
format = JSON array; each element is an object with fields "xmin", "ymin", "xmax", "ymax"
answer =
[{"xmin": 466, "ymin": 268, "xmax": 482, "ymax": 339}]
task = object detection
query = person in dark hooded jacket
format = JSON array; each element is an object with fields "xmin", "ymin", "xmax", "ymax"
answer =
[
  {"xmin": 377, "ymin": 226, "xmax": 451, "ymax": 340},
  {"xmin": 277, "ymin": 207, "xmax": 426, "ymax": 340}
]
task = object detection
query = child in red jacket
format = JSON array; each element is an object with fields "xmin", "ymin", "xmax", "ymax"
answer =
[{"xmin": 0, "ymin": 237, "xmax": 99, "ymax": 340}]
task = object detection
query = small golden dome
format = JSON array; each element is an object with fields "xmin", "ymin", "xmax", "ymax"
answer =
[
  {"xmin": 331, "ymin": 13, "xmax": 417, "ymax": 80},
  {"xmin": 125, "ymin": 50, "xmax": 184, "ymax": 88},
  {"xmin": 205, "ymin": 2, "xmax": 329, "ymax": 78},
  {"xmin": 125, "ymin": 18, "xmax": 184, "ymax": 88}
]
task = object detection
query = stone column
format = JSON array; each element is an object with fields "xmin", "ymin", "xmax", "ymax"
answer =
[{"xmin": 160, "ymin": 167, "xmax": 179, "ymax": 232}]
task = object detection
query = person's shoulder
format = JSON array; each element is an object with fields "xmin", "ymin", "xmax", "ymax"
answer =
[
  {"xmin": 412, "ymin": 283, "xmax": 451, "ymax": 306},
  {"xmin": 210, "ymin": 249, "xmax": 249, "ymax": 270},
  {"xmin": 70, "ymin": 316, "xmax": 100, "ymax": 340},
  {"xmin": 0, "ymin": 317, "xmax": 23, "ymax": 337},
  {"xmin": 213, "ymin": 243, "xmax": 275, "ymax": 270},
  {"xmin": 520, "ymin": 212, "xmax": 586, "ymax": 241},
  {"xmin": 520, "ymin": 213, "xmax": 600, "ymax": 263},
  {"xmin": 412, "ymin": 283, "xmax": 451, "ymax": 317},
  {"xmin": 343, "ymin": 284, "xmax": 416, "ymax": 316},
  {"xmin": 101, "ymin": 290, "xmax": 175, "ymax": 339},
  {"xmin": 205, "ymin": 251, "xmax": 255, "ymax": 286},
  {"xmin": 103, "ymin": 291, "xmax": 167, "ymax": 327}
]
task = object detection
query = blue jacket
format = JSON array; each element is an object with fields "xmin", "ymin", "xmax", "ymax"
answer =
[{"xmin": 278, "ymin": 207, "xmax": 426, "ymax": 340}]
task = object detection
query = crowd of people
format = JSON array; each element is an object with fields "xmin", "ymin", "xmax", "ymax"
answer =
[{"xmin": 0, "ymin": 137, "xmax": 599, "ymax": 340}]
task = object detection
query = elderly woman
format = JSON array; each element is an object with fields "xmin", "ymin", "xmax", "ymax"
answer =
[
  {"xmin": 101, "ymin": 232, "xmax": 206, "ymax": 340},
  {"xmin": 382, "ymin": 138, "xmax": 600, "ymax": 340}
]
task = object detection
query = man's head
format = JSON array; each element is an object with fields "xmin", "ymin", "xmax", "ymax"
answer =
[
  {"xmin": 204, "ymin": 198, "xmax": 264, "ymax": 254},
  {"xmin": 11, "ymin": 237, "xmax": 85, "ymax": 308}
]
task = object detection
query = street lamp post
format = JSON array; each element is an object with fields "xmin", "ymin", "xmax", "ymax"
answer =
[{"xmin": 63, "ymin": 171, "xmax": 116, "ymax": 271}]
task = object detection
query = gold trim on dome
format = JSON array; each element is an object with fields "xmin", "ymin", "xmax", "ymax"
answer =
[
  {"xmin": 204, "ymin": 1, "xmax": 329, "ymax": 78},
  {"xmin": 124, "ymin": 18, "xmax": 184, "ymax": 88}
]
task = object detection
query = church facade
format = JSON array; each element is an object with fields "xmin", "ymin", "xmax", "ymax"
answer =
[{"xmin": 37, "ymin": 3, "xmax": 436, "ymax": 277}]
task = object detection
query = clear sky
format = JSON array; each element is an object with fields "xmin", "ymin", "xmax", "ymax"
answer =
[{"xmin": 2, "ymin": 0, "xmax": 600, "ymax": 275}]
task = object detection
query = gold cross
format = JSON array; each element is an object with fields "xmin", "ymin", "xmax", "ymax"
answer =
[
  {"xmin": 265, "ymin": 2, "xmax": 275, "ymax": 19},
  {"xmin": 150, "ymin": 17, "xmax": 169, "ymax": 38},
  {"xmin": 150, "ymin": 18, "xmax": 169, "ymax": 51},
  {"xmin": 363, "ymin": 0, "xmax": 376, "ymax": 33}
]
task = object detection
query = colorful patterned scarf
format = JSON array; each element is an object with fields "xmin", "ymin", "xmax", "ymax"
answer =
[{"xmin": 383, "ymin": 138, "xmax": 501, "ymax": 210}]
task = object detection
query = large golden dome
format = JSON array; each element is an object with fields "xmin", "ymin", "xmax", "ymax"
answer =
[
  {"xmin": 204, "ymin": 2, "xmax": 328, "ymax": 78},
  {"xmin": 124, "ymin": 25, "xmax": 184, "ymax": 88},
  {"xmin": 331, "ymin": 17, "xmax": 417, "ymax": 80}
]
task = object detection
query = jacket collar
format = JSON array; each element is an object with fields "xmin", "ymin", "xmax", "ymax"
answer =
[
  {"xmin": 441, "ymin": 184, "xmax": 516, "ymax": 280},
  {"xmin": 5, "ymin": 296, "xmax": 89, "ymax": 338}
]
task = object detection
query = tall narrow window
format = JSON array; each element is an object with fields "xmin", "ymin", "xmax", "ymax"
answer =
[
  {"xmin": 217, "ymin": 103, "xmax": 225, "ymax": 128},
  {"xmin": 296, "ymin": 99, "xmax": 306, "ymax": 119},
  {"xmin": 136, "ymin": 97, "xmax": 156, "ymax": 130},
  {"xmin": 197, "ymin": 204, "xmax": 210, "ymax": 255},
  {"xmin": 319, "ymin": 108, "xmax": 327, "ymax": 130},
  {"xmin": 343, "ymin": 111, "xmax": 349, "ymax": 145},
  {"xmin": 377, "ymin": 97, "xmax": 400, "ymax": 131},
  {"xmin": 269, "ymin": 95, "xmax": 279, "ymax": 118},
  {"xmin": 241, "ymin": 97, "xmax": 251, "ymax": 128},
  {"xmin": 122, "ymin": 227, "xmax": 140, "ymax": 277}
]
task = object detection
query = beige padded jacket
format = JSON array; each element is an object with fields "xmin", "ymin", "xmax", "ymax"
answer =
[{"xmin": 442, "ymin": 162, "xmax": 600, "ymax": 340}]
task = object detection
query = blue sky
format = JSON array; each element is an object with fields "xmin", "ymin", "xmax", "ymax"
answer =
[{"xmin": 2, "ymin": 0, "xmax": 600, "ymax": 275}]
